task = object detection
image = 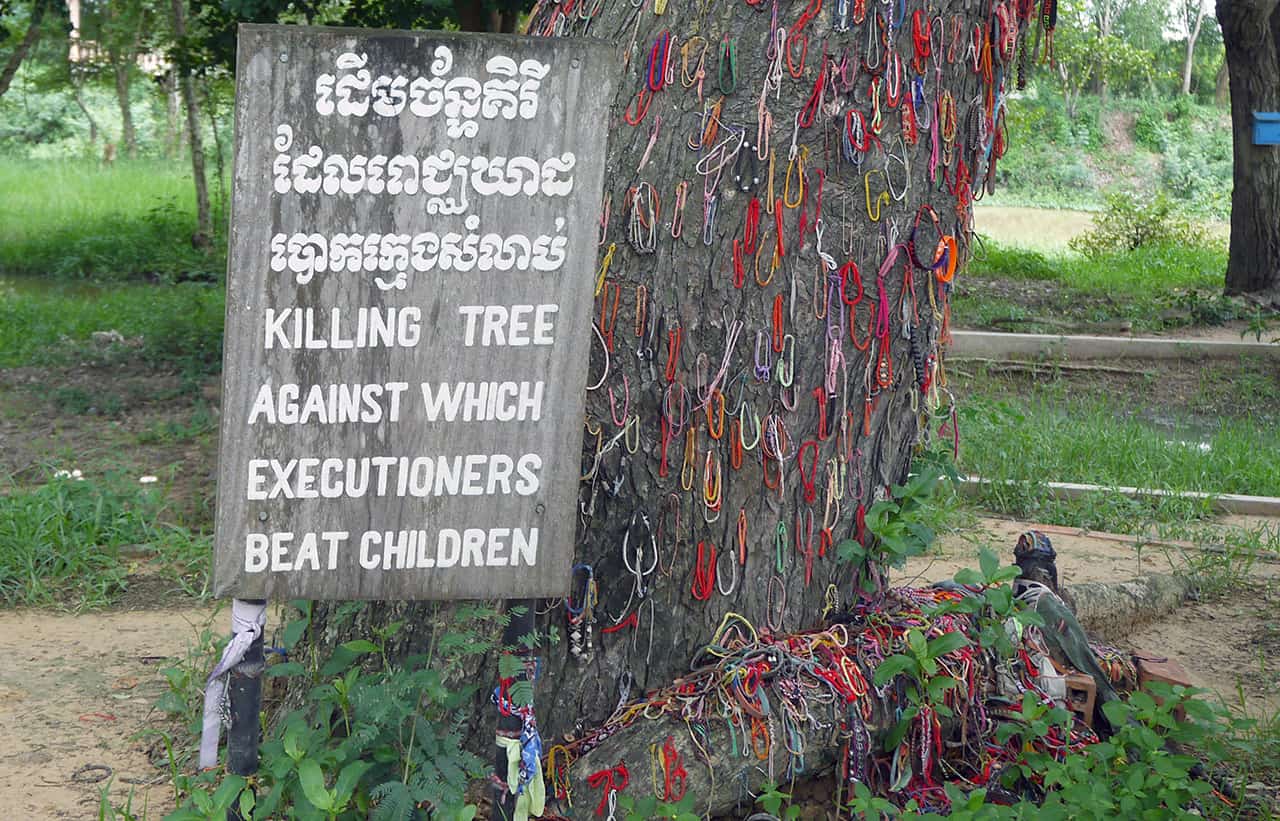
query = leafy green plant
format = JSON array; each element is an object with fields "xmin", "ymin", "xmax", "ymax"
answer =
[
  {"xmin": 838, "ymin": 450, "xmax": 958, "ymax": 592},
  {"xmin": 934, "ymin": 547, "xmax": 1042, "ymax": 658},
  {"xmin": 1070, "ymin": 191, "xmax": 1209, "ymax": 257},
  {"xmin": 613, "ymin": 791, "xmax": 700, "ymax": 820},
  {"xmin": 754, "ymin": 783, "xmax": 801, "ymax": 819},
  {"xmin": 170, "ymin": 604, "xmax": 504, "ymax": 820},
  {"xmin": 848, "ymin": 685, "xmax": 1250, "ymax": 819}
]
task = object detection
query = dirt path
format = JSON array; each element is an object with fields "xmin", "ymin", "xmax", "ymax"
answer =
[{"xmin": 0, "ymin": 605, "xmax": 217, "ymax": 818}]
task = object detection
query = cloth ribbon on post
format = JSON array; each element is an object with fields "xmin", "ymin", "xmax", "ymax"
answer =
[{"xmin": 199, "ymin": 598, "xmax": 267, "ymax": 769}]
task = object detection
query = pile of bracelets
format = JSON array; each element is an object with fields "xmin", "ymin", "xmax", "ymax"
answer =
[{"xmin": 543, "ymin": 587, "xmax": 1100, "ymax": 814}]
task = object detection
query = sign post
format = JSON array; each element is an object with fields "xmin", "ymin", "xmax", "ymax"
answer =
[{"xmin": 204, "ymin": 21, "xmax": 616, "ymax": 805}]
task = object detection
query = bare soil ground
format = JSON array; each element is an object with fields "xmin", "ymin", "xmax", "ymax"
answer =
[
  {"xmin": 0, "ymin": 603, "xmax": 217, "ymax": 818},
  {"xmin": 0, "ymin": 362, "xmax": 219, "ymax": 528}
]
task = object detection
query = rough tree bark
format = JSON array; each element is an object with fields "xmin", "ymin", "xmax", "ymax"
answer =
[
  {"xmin": 1218, "ymin": 0, "xmax": 1280, "ymax": 302},
  {"xmin": 295, "ymin": 0, "xmax": 1014, "ymax": 812},
  {"xmin": 0, "ymin": 0, "xmax": 48, "ymax": 101},
  {"xmin": 168, "ymin": 0, "xmax": 212, "ymax": 246}
]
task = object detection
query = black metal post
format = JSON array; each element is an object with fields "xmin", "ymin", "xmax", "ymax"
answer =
[
  {"xmin": 489, "ymin": 598, "xmax": 536, "ymax": 821},
  {"xmin": 227, "ymin": 598, "xmax": 266, "ymax": 821}
]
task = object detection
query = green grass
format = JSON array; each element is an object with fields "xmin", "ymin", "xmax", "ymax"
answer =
[
  {"xmin": 961, "ymin": 395, "xmax": 1280, "ymax": 497},
  {"xmin": 956, "ymin": 238, "xmax": 1234, "ymax": 332},
  {"xmin": 0, "ymin": 158, "xmax": 226, "ymax": 281},
  {"xmin": 0, "ymin": 280, "xmax": 224, "ymax": 374},
  {"xmin": 969, "ymin": 239, "xmax": 1226, "ymax": 293},
  {"xmin": 0, "ymin": 472, "xmax": 211, "ymax": 608},
  {"xmin": 957, "ymin": 392, "xmax": 1280, "ymax": 534}
]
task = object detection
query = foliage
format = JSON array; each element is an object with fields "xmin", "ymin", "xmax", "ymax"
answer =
[
  {"xmin": 847, "ymin": 684, "xmax": 1252, "ymax": 818},
  {"xmin": 0, "ymin": 470, "xmax": 210, "ymax": 607},
  {"xmin": 837, "ymin": 446, "xmax": 959, "ymax": 591},
  {"xmin": 0, "ymin": 279, "xmax": 225, "ymax": 376},
  {"xmin": 612, "ymin": 792, "xmax": 700, "ymax": 820},
  {"xmin": 168, "ymin": 603, "xmax": 505, "ymax": 820},
  {"xmin": 1070, "ymin": 190, "xmax": 1210, "ymax": 256},
  {"xmin": 0, "ymin": 158, "xmax": 227, "ymax": 280}
]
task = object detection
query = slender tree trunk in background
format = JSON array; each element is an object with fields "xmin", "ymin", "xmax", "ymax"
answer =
[
  {"xmin": 1181, "ymin": 9, "xmax": 1205, "ymax": 95},
  {"xmin": 169, "ymin": 0, "xmax": 211, "ymax": 247},
  {"xmin": 112, "ymin": 59, "xmax": 138, "ymax": 158},
  {"xmin": 165, "ymin": 71, "xmax": 181, "ymax": 158},
  {"xmin": 1215, "ymin": 58, "xmax": 1230, "ymax": 105},
  {"xmin": 1181, "ymin": 40, "xmax": 1196, "ymax": 95},
  {"xmin": 296, "ymin": 0, "xmax": 1006, "ymax": 810},
  {"xmin": 1218, "ymin": 0, "xmax": 1280, "ymax": 302},
  {"xmin": 0, "ymin": 0, "xmax": 46, "ymax": 100},
  {"xmin": 72, "ymin": 80, "xmax": 99, "ymax": 144}
]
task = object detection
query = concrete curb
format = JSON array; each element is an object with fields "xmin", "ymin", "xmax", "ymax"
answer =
[
  {"xmin": 950, "ymin": 330, "xmax": 1280, "ymax": 361},
  {"xmin": 958, "ymin": 476, "xmax": 1280, "ymax": 517}
]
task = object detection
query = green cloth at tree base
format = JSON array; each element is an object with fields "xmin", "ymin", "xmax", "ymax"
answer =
[
  {"xmin": 496, "ymin": 735, "xmax": 546, "ymax": 821},
  {"xmin": 1029, "ymin": 586, "xmax": 1123, "ymax": 732}
]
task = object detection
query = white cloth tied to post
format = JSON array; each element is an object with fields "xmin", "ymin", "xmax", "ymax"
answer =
[{"xmin": 199, "ymin": 599, "xmax": 267, "ymax": 769}]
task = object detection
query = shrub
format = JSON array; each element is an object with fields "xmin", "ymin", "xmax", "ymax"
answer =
[{"xmin": 1070, "ymin": 191, "xmax": 1209, "ymax": 256}]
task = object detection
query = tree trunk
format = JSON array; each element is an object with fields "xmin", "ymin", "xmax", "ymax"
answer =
[
  {"xmin": 1215, "ymin": 58, "xmax": 1230, "ymax": 105},
  {"xmin": 1181, "ymin": 40, "xmax": 1196, "ymax": 95},
  {"xmin": 112, "ymin": 58, "xmax": 138, "ymax": 158},
  {"xmin": 165, "ymin": 71, "xmax": 181, "ymax": 158},
  {"xmin": 72, "ymin": 78, "xmax": 100, "ymax": 144},
  {"xmin": 0, "ymin": 0, "xmax": 47, "ymax": 101},
  {"xmin": 1218, "ymin": 0, "xmax": 1280, "ymax": 302},
  {"xmin": 169, "ymin": 0, "xmax": 212, "ymax": 247},
  {"xmin": 296, "ymin": 0, "xmax": 1009, "ymax": 811},
  {"xmin": 1182, "ymin": 10, "xmax": 1205, "ymax": 95}
]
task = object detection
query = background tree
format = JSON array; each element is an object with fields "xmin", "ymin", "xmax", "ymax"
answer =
[
  {"xmin": 168, "ymin": 0, "xmax": 210, "ymax": 244},
  {"xmin": 0, "ymin": 0, "xmax": 60, "ymax": 99},
  {"xmin": 1217, "ymin": 0, "xmax": 1280, "ymax": 302},
  {"xmin": 1053, "ymin": 0, "xmax": 1156, "ymax": 119},
  {"xmin": 93, "ymin": 0, "xmax": 159, "ymax": 157},
  {"xmin": 1177, "ymin": 0, "xmax": 1207, "ymax": 95}
]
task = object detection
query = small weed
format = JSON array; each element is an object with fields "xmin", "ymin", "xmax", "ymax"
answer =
[
  {"xmin": 97, "ymin": 780, "xmax": 144, "ymax": 821},
  {"xmin": 0, "ymin": 471, "xmax": 211, "ymax": 608},
  {"xmin": 1242, "ymin": 309, "xmax": 1280, "ymax": 344},
  {"xmin": 137, "ymin": 403, "xmax": 217, "ymax": 445},
  {"xmin": 1167, "ymin": 521, "xmax": 1280, "ymax": 599},
  {"xmin": 51, "ymin": 385, "xmax": 125, "ymax": 416}
]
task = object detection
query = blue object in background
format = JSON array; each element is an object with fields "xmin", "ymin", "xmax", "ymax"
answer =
[{"xmin": 1253, "ymin": 112, "xmax": 1280, "ymax": 145}]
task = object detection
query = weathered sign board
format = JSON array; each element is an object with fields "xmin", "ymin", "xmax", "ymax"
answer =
[{"xmin": 213, "ymin": 24, "xmax": 615, "ymax": 600}]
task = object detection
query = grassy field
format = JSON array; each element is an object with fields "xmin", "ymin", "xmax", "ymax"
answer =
[
  {"xmin": 0, "ymin": 158, "xmax": 226, "ymax": 281},
  {"xmin": 960, "ymin": 393, "xmax": 1280, "ymax": 498},
  {"xmin": 0, "ymin": 279, "xmax": 224, "ymax": 374},
  {"xmin": 956, "ymin": 239, "xmax": 1234, "ymax": 332}
]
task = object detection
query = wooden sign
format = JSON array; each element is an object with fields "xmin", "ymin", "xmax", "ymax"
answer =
[{"xmin": 213, "ymin": 24, "xmax": 616, "ymax": 600}]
